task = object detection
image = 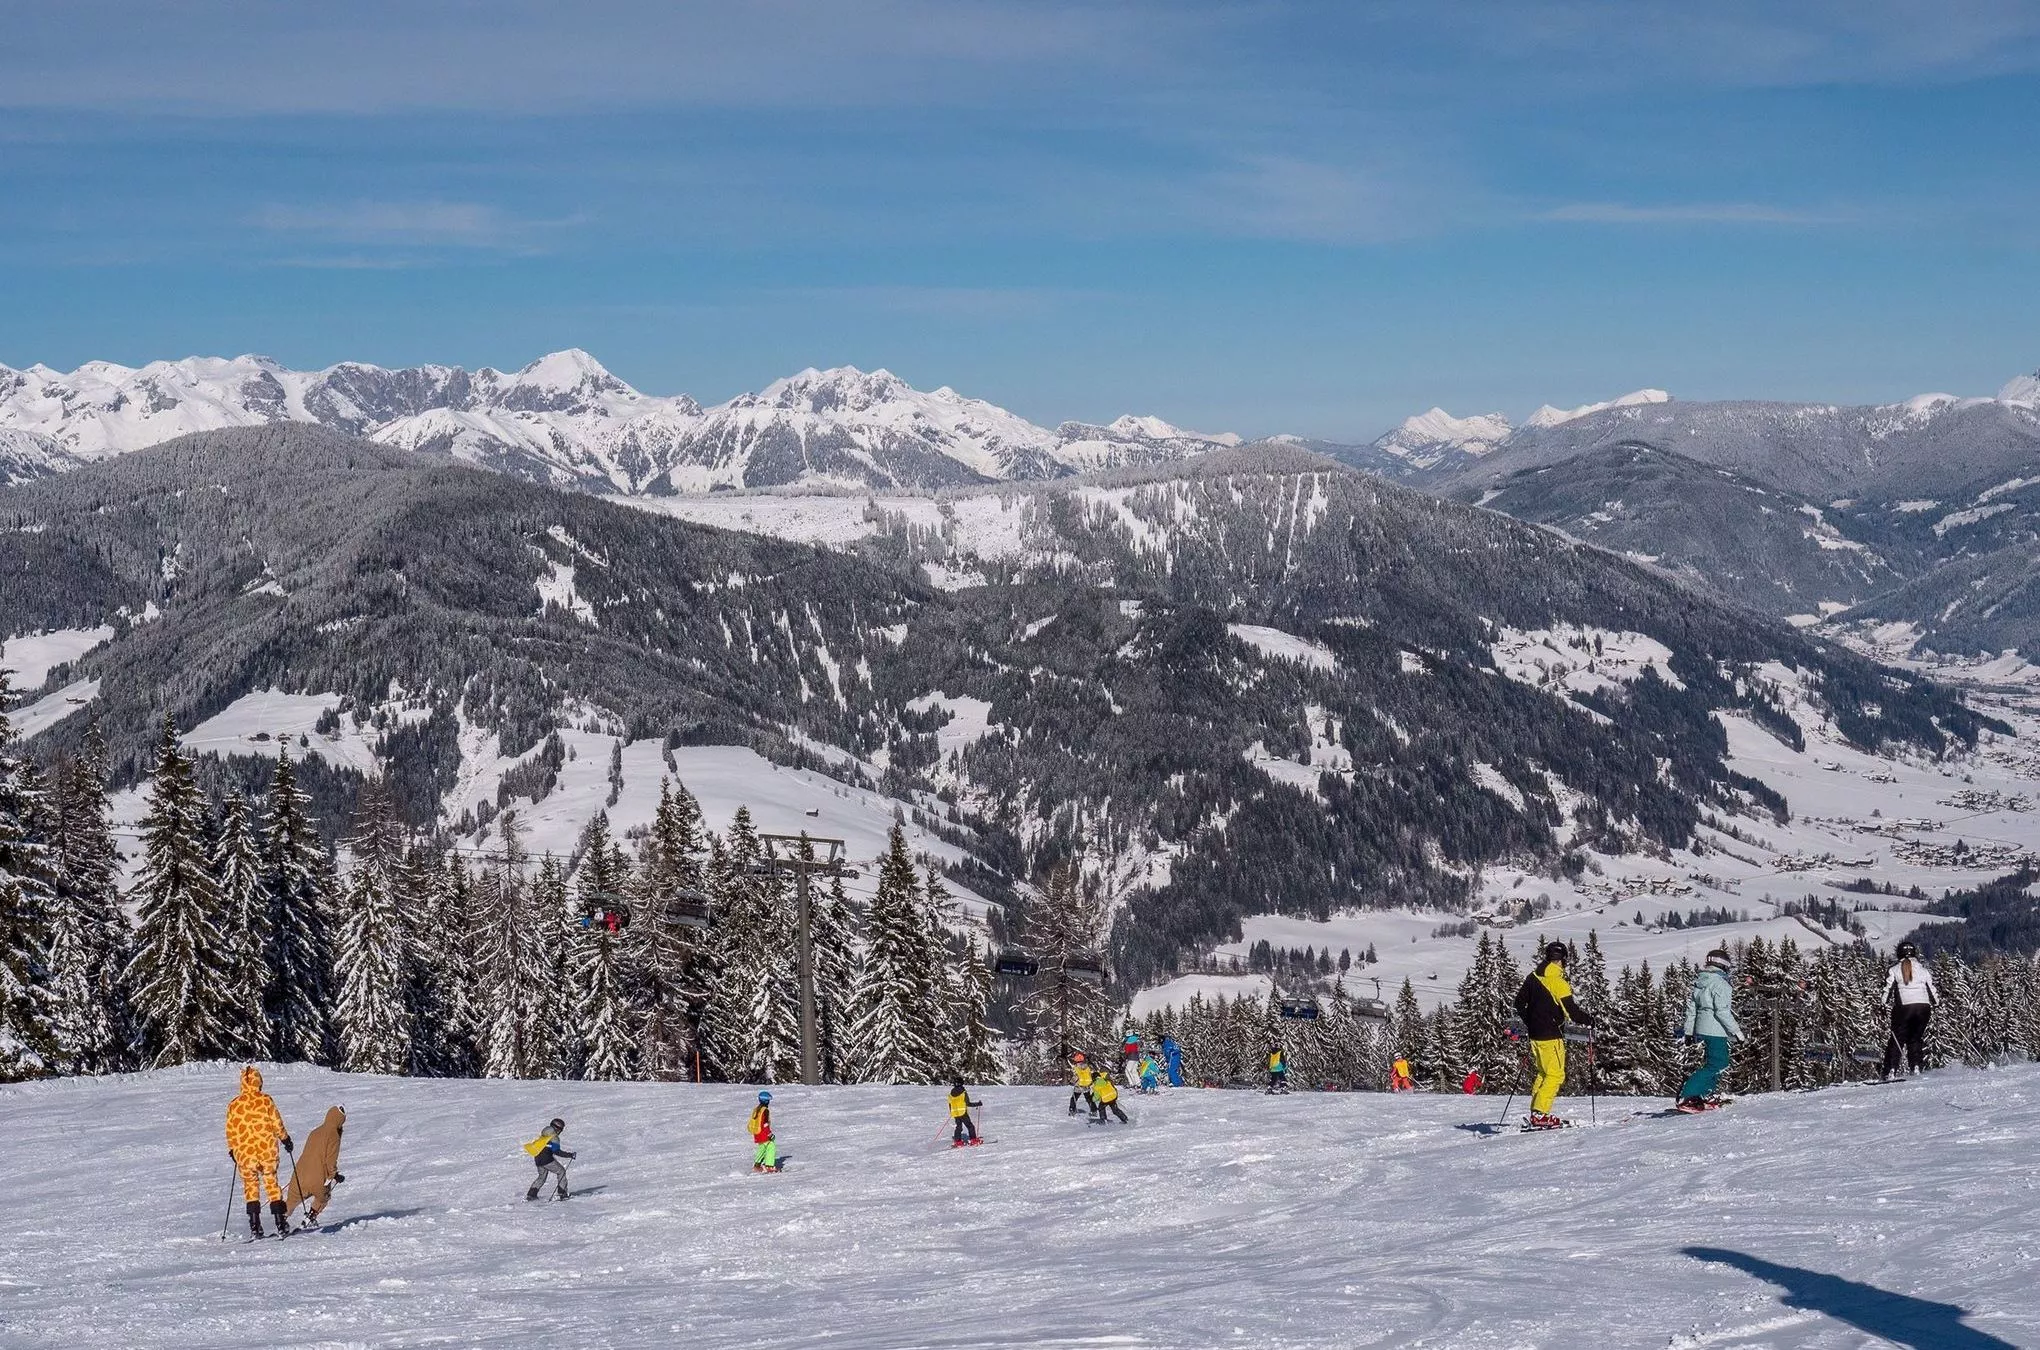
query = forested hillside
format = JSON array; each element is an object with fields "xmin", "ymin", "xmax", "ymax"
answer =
[{"xmin": 0, "ymin": 428, "xmax": 1992, "ymax": 997}]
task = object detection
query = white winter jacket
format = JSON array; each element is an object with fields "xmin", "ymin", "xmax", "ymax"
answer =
[{"xmin": 1884, "ymin": 959, "xmax": 1938, "ymax": 1008}]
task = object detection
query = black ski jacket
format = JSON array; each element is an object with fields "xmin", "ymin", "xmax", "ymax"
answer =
[{"xmin": 1514, "ymin": 963, "xmax": 1591, "ymax": 1041}]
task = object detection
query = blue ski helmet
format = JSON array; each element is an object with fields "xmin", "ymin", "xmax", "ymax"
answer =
[{"xmin": 758, "ymin": 1090, "xmax": 772, "ymax": 1104}]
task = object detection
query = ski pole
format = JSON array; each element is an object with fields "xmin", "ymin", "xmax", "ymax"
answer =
[
  {"xmin": 1587, "ymin": 1028, "xmax": 1599, "ymax": 1127},
  {"xmin": 1498, "ymin": 1033, "xmax": 1526, "ymax": 1126},
  {"xmin": 220, "ymin": 1156, "xmax": 239, "ymax": 1240},
  {"xmin": 280, "ymin": 1140, "xmax": 301, "ymax": 1228}
]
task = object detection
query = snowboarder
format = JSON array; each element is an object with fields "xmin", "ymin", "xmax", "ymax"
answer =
[
  {"xmin": 225, "ymin": 1065, "xmax": 294, "ymax": 1238},
  {"xmin": 285, "ymin": 1105, "xmax": 346, "ymax": 1228},
  {"xmin": 1676, "ymin": 948, "xmax": 1744, "ymax": 1113},
  {"xmin": 1390, "ymin": 1057, "xmax": 1415, "ymax": 1092},
  {"xmin": 749, "ymin": 1092, "xmax": 781, "ymax": 1172},
  {"xmin": 1068, "ymin": 1051, "xmax": 1098, "ymax": 1118},
  {"xmin": 948, "ymin": 1081, "xmax": 983, "ymax": 1146},
  {"xmin": 1090, "ymin": 1068, "xmax": 1130, "ymax": 1123},
  {"xmin": 1161, "ymin": 1035, "xmax": 1184, "ymax": 1088},
  {"xmin": 1266, "ymin": 1044, "xmax": 1289, "ymax": 1094},
  {"xmin": 1882, "ymin": 941, "xmax": 1938, "ymax": 1079},
  {"xmin": 524, "ymin": 1117, "xmax": 576, "ymax": 1200},
  {"xmin": 1513, "ymin": 941, "xmax": 1594, "ymax": 1129}
]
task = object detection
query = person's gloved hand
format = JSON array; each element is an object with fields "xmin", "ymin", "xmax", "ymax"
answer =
[
  {"xmin": 332, "ymin": 1173, "xmax": 345, "ymax": 1185},
  {"xmin": 1684, "ymin": 1035, "xmax": 1699, "ymax": 1045},
  {"xmin": 281, "ymin": 1136, "xmax": 294, "ymax": 1152}
]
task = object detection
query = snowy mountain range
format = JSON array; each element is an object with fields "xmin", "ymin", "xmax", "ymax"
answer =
[{"xmin": 0, "ymin": 351, "xmax": 1239, "ymax": 493}]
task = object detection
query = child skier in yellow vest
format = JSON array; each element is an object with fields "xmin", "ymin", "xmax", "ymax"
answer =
[
  {"xmin": 948, "ymin": 1080, "xmax": 983, "ymax": 1146},
  {"xmin": 1090, "ymin": 1069, "xmax": 1130, "ymax": 1123},
  {"xmin": 1068, "ymin": 1051, "xmax": 1096, "ymax": 1118}
]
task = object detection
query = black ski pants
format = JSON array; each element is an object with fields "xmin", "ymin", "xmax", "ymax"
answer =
[
  {"xmin": 952, "ymin": 1114, "xmax": 978, "ymax": 1143},
  {"xmin": 1885, "ymin": 1002, "xmax": 1931, "ymax": 1076},
  {"xmin": 1101, "ymin": 1100, "xmax": 1129, "ymax": 1123}
]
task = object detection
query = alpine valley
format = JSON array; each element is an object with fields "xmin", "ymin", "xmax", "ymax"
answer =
[{"xmin": 6, "ymin": 352, "xmax": 2040, "ymax": 1019}]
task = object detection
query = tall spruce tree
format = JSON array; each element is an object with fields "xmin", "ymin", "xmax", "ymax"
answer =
[
  {"xmin": 1017, "ymin": 861, "xmax": 1109, "ymax": 1065},
  {"xmin": 521, "ymin": 852, "xmax": 570, "ymax": 1079},
  {"xmin": 262, "ymin": 747, "xmax": 332, "ymax": 1063},
  {"xmin": 123, "ymin": 718, "xmax": 230, "ymax": 1068},
  {"xmin": 332, "ymin": 778, "xmax": 413, "ymax": 1075},
  {"xmin": 850, "ymin": 824, "xmax": 941, "ymax": 1083},
  {"xmin": 568, "ymin": 813, "xmax": 635, "ymax": 1081},
  {"xmin": 211, "ymin": 789, "xmax": 270, "ymax": 1059},
  {"xmin": 474, "ymin": 819, "xmax": 530, "ymax": 1078},
  {"xmin": 810, "ymin": 867, "xmax": 860, "ymax": 1083},
  {"xmin": 0, "ymin": 678, "xmax": 56, "ymax": 1079},
  {"xmin": 631, "ymin": 778, "xmax": 709, "ymax": 1080},
  {"xmin": 409, "ymin": 848, "xmax": 477, "ymax": 1077},
  {"xmin": 921, "ymin": 861, "xmax": 962, "ymax": 1076},
  {"xmin": 954, "ymin": 934, "xmax": 1002, "ymax": 1082}
]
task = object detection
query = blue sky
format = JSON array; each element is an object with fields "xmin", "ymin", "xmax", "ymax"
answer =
[{"xmin": 2, "ymin": 0, "xmax": 2036, "ymax": 439}]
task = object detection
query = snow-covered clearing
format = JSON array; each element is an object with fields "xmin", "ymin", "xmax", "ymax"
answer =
[
  {"xmin": 3, "ymin": 1062, "xmax": 2033, "ymax": 1348},
  {"xmin": 1490, "ymin": 624, "xmax": 1682, "ymax": 695},
  {"xmin": 0, "ymin": 623, "xmax": 112, "ymax": 691},
  {"xmin": 8, "ymin": 678, "xmax": 98, "ymax": 739},
  {"xmin": 1227, "ymin": 623, "xmax": 1337, "ymax": 672}
]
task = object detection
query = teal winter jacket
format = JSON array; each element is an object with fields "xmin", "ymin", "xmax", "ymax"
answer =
[{"xmin": 1682, "ymin": 969, "xmax": 1743, "ymax": 1041}]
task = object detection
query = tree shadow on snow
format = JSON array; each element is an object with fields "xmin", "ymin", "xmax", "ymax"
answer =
[{"xmin": 1683, "ymin": 1247, "xmax": 2016, "ymax": 1349}]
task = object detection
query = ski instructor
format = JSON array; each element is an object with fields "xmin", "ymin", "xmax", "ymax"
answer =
[
  {"xmin": 1882, "ymin": 940, "xmax": 1938, "ymax": 1079},
  {"xmin": 1513, "ymin": 941, "xmax": 1593, "ymax": 1130}
]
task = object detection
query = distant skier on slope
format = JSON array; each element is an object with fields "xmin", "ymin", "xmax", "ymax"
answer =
[
  {"xmin": 1266, "ymin": 1044, "xmax": 1289, "ymax": 1094},
  {"xmin": 748, "ymin": 1093, "xmax": 782, "ymax": 1173},
  {"xmin": 1882, "ymin": 941, "xmax": 1938, "ymax": 1079},
  {"xmin": 225, "ymin": 1065, "xmax": 294, "ymax": 1238},
  {"xmin": 1390, "ymin": 1057, "xmax": 1415, "ymax": 1092},
  {"xmin": 1161, "ymin": 1036, "xmax": 1184, "ymax": 1088},
  {"xmin": 1676, "ymin": 948, "xmax": 1744, "ymax": 1114},
  {"xmin": 1090, "ymin": 1068, "xmax": 1131, "ymax": 1124},
  {"xmin": 1069, "ymin": 1052, "xmax": 1099, "ymax": 1118},
  {"xmin": 1513, "ymin": 942, "xmax": 1594, "ymax": 1129},
  {"xmin": 948, "ymin": 1081, "xmax": 983, "ymax": 1147},
  {"xmin": 524, "ymin": 1117, "xmax": 577, "ymax": 1200},
  {"xmin": 1121, "ymin": 1031, "xmax": 1143, "ymax": 1086},
  {"xmin": 285, "ymin": 1105, "xmax": 346, "ymax": 1228}
]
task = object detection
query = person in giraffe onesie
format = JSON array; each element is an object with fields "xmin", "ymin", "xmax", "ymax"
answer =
[{"xmin": 225, "ymin": 1065, "xmax": 294, "ymax": 1238}]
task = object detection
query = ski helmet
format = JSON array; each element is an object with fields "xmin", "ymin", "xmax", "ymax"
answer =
[
  {"xmin": 1705, "ymin": 948, "xmax": 1732, "ymax": 972},
  {"xmin": 1896, "ymin": 941, "xmax": 1919, "ymax": 959},
  {"xmin": 1070, "ymin": 1051, "xmax": 1086, "ymax": 1063},
  {"xmin": 1543, "ymin": 942, "xmax": 1569, "ymax": 965},
  {"xmin": 758, "ymin": 1090, "xmax": 772, "ymax": 1104},
  {"xmin": 951, "ymin": 1080, "xmax": 966, "ymax": 1094},
  {"xmin": 547, "ymin": 1117, "xmax": 564, "ymax": 1132}
]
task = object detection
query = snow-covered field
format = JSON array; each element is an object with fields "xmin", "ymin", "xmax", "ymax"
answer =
[{"xmin": 2, "ymin": 1062, "xmax": 2033, "ymax": 1348}]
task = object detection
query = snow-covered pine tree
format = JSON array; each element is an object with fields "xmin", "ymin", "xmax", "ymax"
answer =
[
  {"xmin": 261, "ymin": 747, "xmax": 332, "ymax": 1063},
  {"xmin": 1016, "ymin": 861, "xmax": 1109, "ymax": 1066},
  {"xmin": 473, "ymin": 833, "xmax": 527, "ymax": 1078},
  {"xmin": 921, "ymin": 860, "xmax": 962, "ymax": 1078},
  {"xmin": 1561, "ymin": 931, "xmax": 1612, "ymax": 1096},
  {"xmin": 1390, "ymin": 978, "xmax": 1426, "ymax": 1082},
  {"xmin": 631, "ymin": 777, "xmax": 709, "ymax": 1080},
  {"xmin": 408, "ymin": 847, "xmax": 478, "ymax": 1077},
  {"xmin": 954, "ymin": 934, "xmax": 1002, "ymax": 1082},
  {"xmin": 810, "ymin": 866, "xmax": 860, "ymax": 1084},
  {"xmin": 521, "ymin": 852, "xmax": 570, "ymax": 1079},
  {"xmin": 122, "ymin": 718, "xmax": 232, "ymax": 1068},
  {"xmin": 210, "ymin": 789, "xmax": 270, "ymax": 1060},
  {"xmin": 0, "ymin": 677, "xmax": 57, "ymax": 1079},
  {"xmin": 850, "ymin": 824, "xmax": 942, "ymax": 1083},
  {"xmin": 332, "ymin": 777, "xmax": 413, "ymax": 1075},
  {"xmin": 568, "ymin": 813, "xmax": 635, "ymax": 1081}
]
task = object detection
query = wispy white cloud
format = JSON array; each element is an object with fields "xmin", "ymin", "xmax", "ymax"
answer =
[
  {"xmin": 250, "ymin": 201, "xmax": 578, "ymax": 253},
  {"xmin": 1541, "ymin": 201, "xmax": 1846, "ymax": 226}
]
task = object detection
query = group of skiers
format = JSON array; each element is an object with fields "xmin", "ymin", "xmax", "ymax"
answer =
[
  {"xmin": 222, "ymin": 1066, "xmax": 346, "ymax": 1238},
  {"xmin": 1504, "ymin": 939, "xmax": 1942, "ymax": 1129},
  {"xmin": 217, "ymin": 944, "xmax": 1943, "ymax": 1228}
]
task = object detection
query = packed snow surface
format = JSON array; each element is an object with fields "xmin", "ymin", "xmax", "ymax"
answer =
[
  {"xmin": 4, "ymin": 1062, "xmax": 2036, "ymax": 1348},
  {"xmin": 0, "ymin": 623, "xmax": 113, "ymax": 691}
]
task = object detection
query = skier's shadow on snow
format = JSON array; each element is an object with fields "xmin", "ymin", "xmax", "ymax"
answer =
[
  {"xmin": 319, "ymin": 1208, "xmax": 428, "ymax": 1233},
  {"xmin": 1683, "ymin": 1247, "xmax": 2015, "ymax": 1349}
]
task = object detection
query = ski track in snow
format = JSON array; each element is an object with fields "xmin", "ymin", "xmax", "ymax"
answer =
[{"xmin": 2, "ymin": 1063, "xmax": 2034, "ymax": 1349}]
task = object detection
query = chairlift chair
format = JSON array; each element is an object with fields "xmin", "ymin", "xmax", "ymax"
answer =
[
  {"xmin": 1351, "ymin": 997, "xmax": 1391, "ymax": 1021},
  {"xmin": 1066, "ymin": 954, "xmax": 1107, "ymax": 987},
  {"xmin": 993, "ymin": 950, "xmax": 1040, "ymax": 979},
  {"xmin": 1278, "ymin": 996, "xmax": 1320, "ymax": 1021},
  {"xmin": 665, "ymin": 886, "xmax": 712, "ymax": 930}
]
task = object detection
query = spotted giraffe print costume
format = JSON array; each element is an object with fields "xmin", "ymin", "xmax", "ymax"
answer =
[{"xmin": 225, "ymin": 1065, "xmax": 290, "ymax": 1204}]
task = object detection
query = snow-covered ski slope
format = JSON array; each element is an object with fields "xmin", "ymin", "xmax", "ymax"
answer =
[{"xmin": 3, "ymin": 1063, "xmax": 2034, "ymax": 1349}]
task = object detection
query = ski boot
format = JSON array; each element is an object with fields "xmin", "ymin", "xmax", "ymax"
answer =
[
  {"xmin": 271, "ymin": 1201, "xmax": 291, "ymax": 1238},
  {"xmin": 526, "ymin": 1183, "xmax": 543, "ymax": 1201},
  {"xmin": 246, "ymin": 1200, "xmax": 265, "ymax": 1239},
  {"xmin": 1525, "ymin": 1112, "xmax": 1567, "ymax": 1130},
  {"xmin": 1674, "ymin": 1097, "xmax": 1711, "ymax": 1114},
  {"xmin": 554, "ymin": 1186, "xmax": 569, "ymax": 1201}
]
